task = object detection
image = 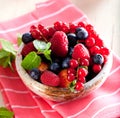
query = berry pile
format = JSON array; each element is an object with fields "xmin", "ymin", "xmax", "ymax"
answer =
[{"xmin": 20, "ymin": 21, "xmax": 110, "ymax": 92}]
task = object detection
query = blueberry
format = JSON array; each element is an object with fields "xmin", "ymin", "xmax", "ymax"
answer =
[
  {"xmin": 22, "ymin": 33, "xmax": 34, "ymax": 44},
  {"xmin": 76, "ymin": 27, "xmax": 88, "ymax": 39},
  {"xmin": 49, "ymin": 62, "xmax": 61, "ymax": 73},
  {"xmin": 67, "ymin": 33, "xmax": 77, "ymax": 46},
  {"xmin": 29, "ymin": 68, "xmax": 41, "ymax": 81},
  {"xmin": 61, "ymin": 57, "xmax": 70, "ymax": 68},
  {"xmin": 93, "ymin": 54, "xmax": 104, "ymax": 64}
]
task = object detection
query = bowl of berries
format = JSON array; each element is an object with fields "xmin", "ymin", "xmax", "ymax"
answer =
[{"xmin": 16, "ymin": 21, "xmax": 112, "ymax": 102}]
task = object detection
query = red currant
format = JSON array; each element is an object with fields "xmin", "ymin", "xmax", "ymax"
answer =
[
  {"xmin": 75, "ymin": 81, "xmax": 84, "ymax": 91},
  {"xmin": 93, "ymin": 64, "xmax": 102, "ymax": 73},
  {"xmin": 99, "ymin": 47, "xmax": 110, "ymax": 55},
  {"xmin": 78, "ymin": 76, "xmax": 85, "ymax": 83},
  {"xmin": 38, "ymin": 24, "xmax": 44, "ymax": 31},
  {"xmin": 67, "ymin": 68, "xmax": 76, "ymax": 75},
  {"xmin": 90, "ymin": 45, "xmax": 100, "ymax": 55},
  {"xmin": 30, "ymin": 29, "xmax": 41, "ymax": 39},
  {"xmin": 67, "ymin": 73, "xmax": 75, "ymax": 82},
  {"xmin": 78, "ymin": 68, "xmax": 88, "ymax": 77},
  {"xmin": 69, "ymin": 59, "xmax": 78, "ymax": 69},
  {"xmin": 78, "ymin": 21, "xmax": 86, "ymax": 27},
  {"xmin": 30, "ymin": 25, "xmax": 37, "ymax": 30},
  {"xmin": 40, "ymin": 28, "xmax": 49, "ymax": 38},
  {"xmin": 95, "ymin": 37, "xmax": 104, "ymax": 47},
  {"xmin": 80, "ymin": 58, "xmax": 89, "ymax": 66},
  {"xmin": 61, "ymin": 22, "xmax": 69, "ymax": 33},
  {"xmin": 48, "ymin": 27, "xmax": 56, "ymax": 37},
  {"xmin": 54, "ymin": 21, "xmax": 62, "ymax": 31},
  {"xmin": 69, "ymin": 23, "xmax": 77, "ymax": 33},
  {"xmin": 86, "ymin": 24, "xmax": 93, "ymax": 32},
  {"xmin": 85, "ymin": 37, "xmax": 95, "ymax": 47}
]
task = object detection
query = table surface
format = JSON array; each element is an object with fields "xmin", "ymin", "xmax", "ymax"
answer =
[{"xmin": 0, "ymin": 0, "xmax": 120, "ymax": 106}]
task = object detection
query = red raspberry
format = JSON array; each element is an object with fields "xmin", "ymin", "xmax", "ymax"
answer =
[
  {"xmin": 72, "ymin": 43, "xmax": 90, "ymax": 60},
  {"xmin": 92, "ymin": 64, "xmax": 102, "ymax": 73},
  {"xmin": 69, "ymin": 59, "xmax": 78, "ymax": 69},
  {"xmin": 50, "ymin": 31, "xmax": 68, "ymax": 57},
  {"xmin": 40, "ymin": 70, "xmax": 60, "ymax": 87},
  {"xmin": 21, "ymin": 42, "xmax": 36, "ymax": 56}
]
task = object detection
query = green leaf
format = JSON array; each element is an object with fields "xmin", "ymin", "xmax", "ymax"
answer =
[
  {"xmin": 21, "ymin": 51, "xmax": 41, "ymax": 70},
  {"xmin": 33, "ymin": 40, "xmax": 52, "ymax": 62},
  {"xmin": 0, "ymin": 39, "xmax": 16, "ymax": 56},
  {"xmin": 0, "ymin": 107, "xmax": 14, "ymax": 118},
  {"xmin": 17, "ymin": 33, "xmax": 22, "ymax": 46},
  {"xmin": 69, "ymin": 80, "xmax": 77, "ymax": 92},
  {"xmin": 43, "ymin": 49, "xmax": 52, "ymax": 62},
  {"xmin": 33, "ymin": 40, "xmax": 47, "ymax": 52},
  {"xmin": 0, "ymin": 49, "xmax": 10, "ymax": 59}
]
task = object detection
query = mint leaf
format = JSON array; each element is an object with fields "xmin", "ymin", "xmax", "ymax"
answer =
[
  {"xmin": 33, "ymin": 40, "xmax": 47, "ymax": 52},
  {"xmin": 0, "ymin": 107, "xmax": 14, "ymax": 118},
  {"xmin": 33, "ymin": 40, "xmax": 52, "ymax": 62},
  {"xmin": 0, "ymin": 49, "xmax": 15, "ymax": 70},
  {"xmin": 21, "ymin": 51, "xmax": 41, "ymax": 70},
  {"xmin": 17, "ymin": 33, "xmax": 22, "ymax": 46},
  {"xmin": 0, "ymin": 39, "xmax": 16, "ymax": 56}
]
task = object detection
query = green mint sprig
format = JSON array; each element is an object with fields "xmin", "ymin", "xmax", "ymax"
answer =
[
  {"xmin": 0, "ymin": 107, "xmax": 14, "ymax": 118},
  {"xmin": 33, "ymin": 40, "xmax": 52, "ymax": 62},
  {"xmin": 0, "ymin": 39, "xmax": 16, "ymax": 70},
  {"xmin": 21, "ymin": 51, "xmax": 41, "ymax": 70}
]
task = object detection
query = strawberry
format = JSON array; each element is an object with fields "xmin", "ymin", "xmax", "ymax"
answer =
[
  {"xmin": 40, "ymin": 70, "xmax": 60, "ymax": 87},
  {"xmin": 21, "ymin": 42, "xmax": 36, "ymax": 56},
  {"xmin": 58, "ymin": 69, "xmax": 71, "ymax": 88},
  {"xmin": 50, "ymin": 31, "xmax": 68, "ymax": 57},
  {"xmin": 72, "ymin": 43, "xmax": 90, "ymax": 60}
]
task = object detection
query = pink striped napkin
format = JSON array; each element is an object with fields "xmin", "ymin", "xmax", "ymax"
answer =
[{"xmin": 0, "ymin": 0, "xmax": 120, "ymax": 118}]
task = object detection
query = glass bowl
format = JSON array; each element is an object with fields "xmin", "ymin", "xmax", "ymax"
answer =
[{"xmin": 15, "ymin": 43, "xmax": 113, "ymax": 102}]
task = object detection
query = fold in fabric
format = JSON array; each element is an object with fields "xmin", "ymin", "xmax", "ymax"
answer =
[{"xmin": 0, "ymin": 0, "xmax": 120, "ymax": 118}]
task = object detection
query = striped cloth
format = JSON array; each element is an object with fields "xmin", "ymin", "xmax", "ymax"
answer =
[{"xmin": 0, "ymin": 0, "xmax": 120, "ymax": 118}]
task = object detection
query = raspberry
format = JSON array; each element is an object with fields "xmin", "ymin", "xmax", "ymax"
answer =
[
  {"xmin": 40, "ymin": 70, "xmax": 60, "ymax": 87},
  {"xmin": 21, "ymin": 42, "xmax": 36, "ymax": 56},
  {"xmin": 50, "ymin": 31, "xmax": 68, "ymax": 57},
  {"xmin": 72, "ymin": 43, "xmax": 90, "ymax": 60}
]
